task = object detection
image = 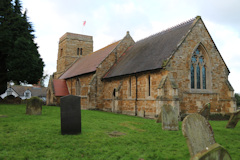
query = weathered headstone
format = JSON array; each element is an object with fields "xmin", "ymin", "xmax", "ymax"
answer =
[
  {"xmin": 182, "ymin": 114, "xmax": 231, "ymax": 159},
  {"xmin": 192, "ymin": 143, "xmax": 231, "ymax": 160},
  {"xmin": 161, "ymin": 104, "xmax": 179, "ymax": 130},
  {"xmin": 226, "ymin": 110, "xmax": 240, "ymax": 128},
  {"xmin": 60, "ymin": 95, "xmax": 81, "ymax": 135},
  {"xmin": 198, "ymin": 103, "xmax": 211, "ymax": 120},
  {"xmin": 26, "ymin": 97, "xmax": 42, "ymax": 115},
  {"xmin": 138, "ymin": 109, "xmax": 145, "ymax": 117},
  {"xmin": 156, "ymin": 112, "xmax": 161, "ymax": 123}
]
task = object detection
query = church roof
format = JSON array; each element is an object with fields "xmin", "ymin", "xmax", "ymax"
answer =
[
  {"xmin": 53, "ymin": 79, "xmax": 69, "ymax": 96},
  {"xmin": 104, "ymin": 18, "xmax": 196, "ymax": 79},
  {"xmin": 59, "ymin": 41, "xmax": 120, "ymax": 79}
]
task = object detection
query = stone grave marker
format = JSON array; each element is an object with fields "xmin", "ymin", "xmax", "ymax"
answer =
[
  {"xmin": 198, "ymin": 103, "xmax": 211, "ymax": 120},
  {"xmin": 60, "ymin": 95, "xmax": 81, "ymax": 135},
  {"xmin": 26, "ymin": 97, "xmax": 42, "ymax": 115},
  {"xmin": 138, "ymin": 109, "xmax": 145, "ymax": 117},
  {"xmin": 156, "ymin": 112, "xmax": 161, "ymax": 123},
  {"xmin": 161, "ymin": 104, "xmax": 179, "ymax": 130},
  {"xmin": 226, "ymin": 110, "xmax": 240, "ymax": 128},
  {"xmin": 182, "ymin": 113, "xmax": 231, "ymax": 159}
]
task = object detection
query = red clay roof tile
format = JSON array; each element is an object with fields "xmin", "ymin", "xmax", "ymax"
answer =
[
  {"xmin": 53, "ymin": 79, "xmax": 69, "ymax": 96},
  {"xmin": 59, "ymin": 41, "xmax": 120, "ymax": 79}
]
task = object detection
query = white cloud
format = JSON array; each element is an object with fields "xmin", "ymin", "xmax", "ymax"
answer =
[
  {"xmin": 21, "ymin": 0, "xmax": 240, "ymax": 92},
  {"xmin": 205, "ymin": 20, "xmax": 240, "ymax": 93}
]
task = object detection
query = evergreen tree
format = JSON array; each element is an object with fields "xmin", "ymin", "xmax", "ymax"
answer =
[
  {"xmin": 0, "ymin": 0, "xmax": 44, "ymax": 93},
  {"xmin": 0, "ymin": 0, "xmax": 13, "ymax": 93}
]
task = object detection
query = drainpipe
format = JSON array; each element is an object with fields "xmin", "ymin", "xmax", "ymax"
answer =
[{"xmin": 135, "ymin": 74, "xmax": 138, "ymax": 116}]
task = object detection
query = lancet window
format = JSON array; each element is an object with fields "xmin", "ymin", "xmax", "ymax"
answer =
[
  {"xmin": 191, "ymin": 48, "xmax": 206, "ymax": 89},
  {"xmin": 76, "ymin": 79, "xmax": 81, "ymax": 95}
]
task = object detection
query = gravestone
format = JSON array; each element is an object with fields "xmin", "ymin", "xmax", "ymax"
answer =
[
  {"xmin": 60, "ymin": 95, "xmax": 81, "ymax": 135},
  {"xmin": 161, "ymin": 104, "xmax": 178, "ymax": 130},
  {"xmin": 26, "ymin": 97, "xmax": 42, "ymax": 115},
  {"xmin": 182, "ymin": 114, "xmax": 231, "ymax": 159},
  {"xmin": 138, "ymin": 109, "xmax": 145, "ymax": 117},
  {"xmin": 156, "ymin": 112, "xmax": 161, "ymax": 123},
  {"xmin": 198, "ymin": 103, "xmax": 211, "ymax": 120},
  {"xmin": 226, "ymin": 110, "xmax": 240, "ymax": 128}
]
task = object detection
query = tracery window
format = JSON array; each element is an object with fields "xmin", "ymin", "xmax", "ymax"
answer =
[{"xmin": 191, "ymin": 48, "xmax": 206, "ymax": 89}]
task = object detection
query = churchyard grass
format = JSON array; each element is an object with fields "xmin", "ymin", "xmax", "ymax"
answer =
[{"xmin": 1, "ymin": 104, "xmax": 240, "ymax": 159}]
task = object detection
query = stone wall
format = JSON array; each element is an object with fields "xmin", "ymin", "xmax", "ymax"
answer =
[
  {"xmin": 96, "ymin": 32, "xmax": 135, "ymax": 109},
  {"xmin": 46, "ymin": 75, "xmax": 57, "ymax": 106},
  {"xmin": 65, "ymin": 73, "xmax": 95, "ymax": 109},
  {"xmin": 103, "ymin": 70, "xmax": 170, "ymax": 118},
  {"xmin": 166, "ymin": 18, "xmax": 236, "ymax": 113}
]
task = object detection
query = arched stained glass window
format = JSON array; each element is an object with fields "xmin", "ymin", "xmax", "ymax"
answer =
[
  {"xmin": 191, "ymin": 64, "xmax": 194, "ymax": 89},
  {"xmin": 197, "ymin": 64, "xmax": 200, "ymax": 89},
  {"xmin": 202, "ymin": 66, "xmax": 206, "ymax": 89},
  {"xmin": 190, "ymin": 47, "xmax": 207, "ymax": 90}
]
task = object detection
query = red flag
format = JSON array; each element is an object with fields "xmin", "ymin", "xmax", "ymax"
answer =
[{"xmin": 83, "ymin": 21, "xmax": 86, "ymax": 26}]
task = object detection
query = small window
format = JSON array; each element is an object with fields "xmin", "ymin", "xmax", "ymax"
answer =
[
  {"xmin": 80, "ymin": 48, "xmax": 83, "ymax": 55},
  {"xmin": 60, "ymin": 48, "xmax": 63, "ymax": 57},
  {"xmin": 113, "ymin": 89, "xmax": 116, "ymax": 97},
  {"xmin": 76, "ymin": 79, "xmax": 81, "ymax": 95},
  {"xmin": 25, "ymin": 92, "xmax": 29, "ymax": 98},
  {"xmin": 25, "ymin": 90, "xmax": 31, "ymax": 98},
  {"xmin": 129, "ymin": 78, "xmax": 131, "ymax": 97},
  {"xmin": 77, "ymin": 48, "xmax": 83, "ymax": 56},
  {"xmin": 148, "ymin": 75, "xmax": 151, "ymax": 96},
  {"xmin": 7, "ymin": 89, "xmax": 12, "ymax": 96}
]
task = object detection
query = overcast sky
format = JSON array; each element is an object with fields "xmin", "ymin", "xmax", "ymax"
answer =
[{"xmin": 21, "ymin": 0, "xmax": 240, "ymax": 93}]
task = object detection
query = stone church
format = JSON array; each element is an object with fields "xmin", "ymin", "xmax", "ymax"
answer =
[{"xmin": 47, "ymin": 16, "xmax": 236, "ymax": 118}]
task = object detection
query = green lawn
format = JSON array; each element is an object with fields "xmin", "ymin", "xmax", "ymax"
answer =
[{"xmin": 0, "ymin": 104, "xmax": 240, "ymax": 160}]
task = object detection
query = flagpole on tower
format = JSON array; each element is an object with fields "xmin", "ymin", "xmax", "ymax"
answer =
[{"xmin": 82, "ymin": 20, "xmax": 86, "ymax": 34}]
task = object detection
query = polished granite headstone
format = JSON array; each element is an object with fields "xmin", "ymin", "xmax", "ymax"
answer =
[{"xmin": 60, "ymin": 95, "xmax": 81, "ymax": 135}]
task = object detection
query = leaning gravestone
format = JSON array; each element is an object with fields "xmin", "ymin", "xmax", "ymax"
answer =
[
  {"xmin": 60, "ymin": 95, "xmax": 81, "ymax": 135},
  {"xmin": 226, "ymin": 110, "xmax": 240, "ymax": 128},
  {"xmin": 198, "ymin": 103, "xmax": 211, "ymax": 120},
  {"xmin": 156, "ymin": 112, "xmax": 162, "ymax": 123},
  {"xmin": 161, "ymin": 104, "xmax": 178, "ymax": 130},
  {"xmin": 182, "ymin": 114, "xmax": 231, "ymax": 159},
  {"xmin": 26, "ymin": 97, "xmax": 42, "ymax": 115}
]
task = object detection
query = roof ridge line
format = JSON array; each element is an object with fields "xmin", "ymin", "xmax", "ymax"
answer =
[
  {"xmin": 136, "ymin": 17, "xmax": 196, "ymax": 43},
  {"xmin": 90, "ymin": 40, "xmax": 120, "ymax": 56}
]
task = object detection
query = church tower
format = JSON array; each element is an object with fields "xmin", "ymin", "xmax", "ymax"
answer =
[{"xmin": 55, "ymin": 32, "xmax": 93, "ymax": 78}]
